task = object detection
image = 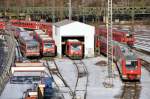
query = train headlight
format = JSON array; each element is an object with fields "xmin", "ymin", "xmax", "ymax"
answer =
[{"xmin": 126, "ymin": 34, "xmax": 129, "ymax": 37}]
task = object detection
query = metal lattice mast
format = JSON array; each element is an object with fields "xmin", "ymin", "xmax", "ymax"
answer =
[
  {"xmin": 69, "ymin": 0, "xmax": 72, "ymax": 20},
  {"xmin": 106, "ymin": 0, "xmax": 113, "ymax": 86},
  {"xmin": 52, "ymin": 0, "xmax": 55, "ymax": 23}
]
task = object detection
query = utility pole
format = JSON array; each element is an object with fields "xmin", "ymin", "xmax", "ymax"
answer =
[
  {"xmin": 82, "ymin": 0, "xmax": 85, "ymax": 23},
  {"xmin": 131, "ymin": 0, "xmax": 135, "ymax": 31},
  {"xmin": 52, "ymin": 0, "xmax": 55, "ymax": 23},
  {"xmin": 69, "ymin": 0, "xmax": 72, "ymax": 20},
  {"xmin": 104, "ymin": 0, "xmax": 114, "ymax": 88}
]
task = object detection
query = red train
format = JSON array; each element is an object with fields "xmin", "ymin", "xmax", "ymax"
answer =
[
  {"xmin": 36, "ymin": 34, "xmax": 56, "ymax": 57},
  {"xmin": 96, "ymin": 28, "xmax": 135, "ymax": 47},
  {"xmin": 100, "ymin": 36, "xmax": 141, "ymax": 80},
  {"xmin": 65, "ymin": 39, "xmax": 83, "ymax": 60},
  {"xmin": 19, "ymin": 34, "xmax": 40, "ymax": 57},
  {"xmin": 10, "ymin": 20, "xmax": 52, "ymax": 36}
]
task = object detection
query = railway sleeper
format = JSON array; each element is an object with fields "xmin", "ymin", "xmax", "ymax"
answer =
[{"xmin": 78, "ymin": 72, "xmax": 87, "ymax": 77}]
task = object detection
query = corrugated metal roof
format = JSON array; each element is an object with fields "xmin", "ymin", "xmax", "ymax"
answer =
[{"xmin": 53, "ymin": 19, "xmax": 74, "ymax": 27}]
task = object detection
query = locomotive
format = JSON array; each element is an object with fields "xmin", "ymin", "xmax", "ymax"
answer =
[
  {"xmin": 96, "ymin": 27, "xmax": 135, "ymax": 47},
  {"xmin": 33, "ymin": 30, "xmax": 56, "ymax": 57},
  {"xmin": 19, "ymin": 34, "xmax": 40, "ymax": 57},
  {"xmin": 100, "ymin": 36, "xmax": 141, "ymax": 80},
  {"xmin": 65, "ymin": 39, "xmax": 83, "ymax": 60},
  {"xmin": 38, "ymin": 35, "xmax": 56, "ymax": 56}
]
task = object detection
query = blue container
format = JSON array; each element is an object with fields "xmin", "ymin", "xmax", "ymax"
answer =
[{"xmin": 42, "ymin": 77, "xmax": 54, "ymax": 98}]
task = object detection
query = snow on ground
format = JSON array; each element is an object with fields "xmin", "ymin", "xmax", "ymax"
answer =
[
  {"xmin": 55, "ymin": 58, "xmax": 78, "ymax": 91},
  {"xmin": 1, "ymin": 56, "xmax": 150, "ymax": 99},
  {"xmin": 140, "ymin": 67, "xmax": 150, "ymax": 99},
  {"xmin": 82, "ymin": 56, "xmax": 122, "ymax": 99},
  {"xmin": 54, "ymin": 56, "xmax": 123, "ymax": 99}
]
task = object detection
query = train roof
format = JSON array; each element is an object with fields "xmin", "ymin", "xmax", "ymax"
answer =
[
  {"xmin": 20, "ymin": 31, "xmax": 30, "ymax": 37},
  {"xmin": 120, "ymin": 30, "xmax": 132, "ymax": 34},
  {"xmin": 34, "ymin": 30, "xmax": 45, "ymax": 34},
  {"xmin": 17, "ymin": 27, "xmax": 25, "ymax": 31},
  {"xmin": 113, "ymin": 41, "xmax": 137, "ymax": 60},
  {"xmin": 21, "ymin": 36, "xmax": 33, "ymax": 41}
]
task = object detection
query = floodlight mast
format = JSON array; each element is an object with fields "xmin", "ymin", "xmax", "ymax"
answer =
[
  {"xmin": 106, "ymin": 0, "xmax": 113, "ymax": 87},
  {"xmin": 69, "ymin": 0, "xmax": 72, "ymax": 20}
]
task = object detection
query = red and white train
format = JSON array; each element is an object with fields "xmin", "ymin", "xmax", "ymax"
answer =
[
  {"xmin": 33, "ymin": 30, "xmax": 56, "ymax": 56},
  {"xmin": 96, "ymin": 28, "xmax": 135, "ymax": 47},
  {"xmin": 100, "ymin": 36, "xmax": 141, "ymax": 80},
  {"xmin": 10, "ymin": 20, "xmax": 52, "ymax": 36},
  {"xmin": 19, "ymin": 32, "xmax": 40, "ymax": 57},
  {"xmin": 65, "ymin": 39, "xmax": 83, "ymax": 60}
]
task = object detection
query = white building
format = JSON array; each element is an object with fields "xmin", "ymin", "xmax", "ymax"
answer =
[{"xmin": 53, "ymin": 19, "xmax": 95, "ymax": 58}]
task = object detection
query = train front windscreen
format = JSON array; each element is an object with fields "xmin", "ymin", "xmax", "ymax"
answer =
[
  {"xmin": 27, "ymin": 45, "xmax": 39, "ymax": 52},
  {"xmin": 71, "ymin": 44, "xmax": 81, "ymax": 51},
  {"xmin": 44, "ymin": 43, "xmax": 54, "ymax": 49},
  {"xmin": 126, "ymin": 60, "xmax": 137, "ymax": 70}
]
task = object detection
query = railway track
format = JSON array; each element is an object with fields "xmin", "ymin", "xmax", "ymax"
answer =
[
  {"xmin": 132, "ymin": 48, "xmax": 150, "ymax": 72},
  {"xmin": 141, "ymin": 60, "xmax": 150, "ymax": 72},
  {"xmin": 45, "ymin": 60, "xmax": 74, "ymax": 98},
  {"xmin": 72, "ymin": 60, "xmax": 89, "ymax": 99},
  {"xmin": 120, "ymin": 82, "xmax": 141, "ymax": 99}
]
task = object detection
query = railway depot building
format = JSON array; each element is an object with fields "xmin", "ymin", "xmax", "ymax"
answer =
[{"xmin": 53, "ymin": 19, "xmax": 95, "ymax": 58}]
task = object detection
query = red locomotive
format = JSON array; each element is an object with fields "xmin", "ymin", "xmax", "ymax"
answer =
[
  {"xmin": 96, "ymin": 28, "xmax": 135, "ymax": 47},
  {"xmin": 100, "ymin": 36, "xmax": 141, "ymax": 80},
  {"xmin": 65, "ymin": 39, "xmax": 83, "ymax": 60},
  {"xmin": 37, "ymin": 35, "xmax": 56, "ymax": 56},
  {"xmin": 19, "ymin": 35, "xmax": 40, "ymax": 57}
]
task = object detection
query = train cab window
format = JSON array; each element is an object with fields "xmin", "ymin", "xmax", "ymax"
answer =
[
  {"xmin": 71, "ymin": 44, "xmax": 81, "ymax": 51},
  {"xmin": 126, "ymin": 61, "xmax": 137, "ymax": 70},
  {"xmin": 27, "ymin": 45, "xmax": 38, "ymax": 51},
  {"xmin": 44, "ymin": 43, "xmax": 54, "ymax": 48}
]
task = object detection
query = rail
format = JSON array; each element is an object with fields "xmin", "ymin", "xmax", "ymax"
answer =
[
  {"xmin": 72, "ymin": 60, "xmax": 88, "ymax": 99},
  {"xmin": 120, "ymin": 82, "xmax": 141, "ymax": 99},
  {"xmin": 45, "ymin": 60, "xmax": 74, "ymax": 98}
]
